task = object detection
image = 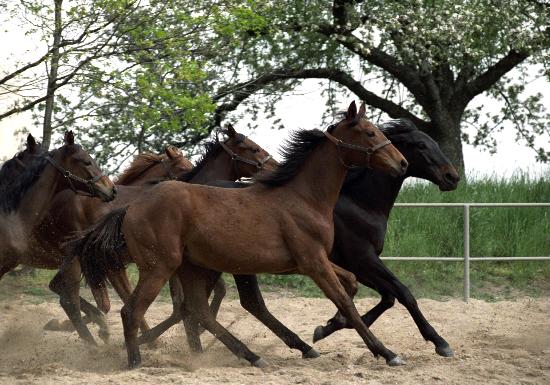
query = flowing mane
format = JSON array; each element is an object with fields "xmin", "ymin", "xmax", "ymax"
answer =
[
  {"xmin": 378, "ymin": 119, "xmax": 418, "ymax": 139},
  {"xmin": 177, "ymin": 133, "xmax": 246, "ymax": 183},
  {"xmin": 115, "ymin": 153, "xmax": 166, "ymax": 185},
  {"xmin": 0, "ymin": 153, "xmax": 49, "ymax": 213},
  {"xmin": 255, "ymin": 129, "xmax": 327, "ymax": 187}
]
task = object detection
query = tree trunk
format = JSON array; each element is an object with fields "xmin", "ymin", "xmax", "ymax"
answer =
[
  {"xmin": 42, "ymin": 0, "xmax": 63, "ymax": 150},
  {"xmin": 429, "ymin": 118, "xmax": 465, "ymax": 176}
]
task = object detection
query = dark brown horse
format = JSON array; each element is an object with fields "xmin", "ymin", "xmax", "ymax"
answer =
[
  {"xmin": 69, "ymin": 101, "xmax": 408, "ymax": 368},
  {"xmin": 0, "ymin": 131, "xmax": 116, "ymax": 286},
  {"xmin": 52, "ymin": 126, "xmax": 276, "ymax": 345}
]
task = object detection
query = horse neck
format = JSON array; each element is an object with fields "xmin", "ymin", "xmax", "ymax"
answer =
[
  {"xmin": 286, "ymin": 140, "xmax": 348, "ymax": 213},
  {"xmin": 127, "ymin": 165, "xmax": 164, "ymax": 185},
  {"xmin": 344, "ymin": 170, "xmax": 406, "ymax": 218},
  {"xmin": 18, "ymin": 164, "xmax": 65, "ymax": 227},
  {"xmin": 190, "ymin": 152, "xmax": 236, "ymax": 184}
]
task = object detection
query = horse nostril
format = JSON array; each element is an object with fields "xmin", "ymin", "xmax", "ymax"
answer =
[
  {"xmin": 445, "ymin": 172, "xmax": 458, "ymax": 183},
  {"xmin": 400, "ymin": 159, "xmax": 408, "ymax": 169}
]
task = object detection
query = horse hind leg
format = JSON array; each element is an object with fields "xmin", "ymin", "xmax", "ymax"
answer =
[
  {"xmin": 234, "ymin": 274, "xmax": 319, "ymax": 359},
  {"xmin": 137, "ymin": 275, "xmax": 184, "ymax": 346},
  {"xmin": 121, "ymin": 267, "xmax": 172, "ymax": 369},
  {"xmin": 178, "ymin": 265, "xmax": 266, "ymax": 368},
  {"xmin": 49, "ymin": 261, "xmax": 101, "ymax": 346},
  {"xmin": 0, "ymin": 259, "xmax": 18, "ymax": 281}
]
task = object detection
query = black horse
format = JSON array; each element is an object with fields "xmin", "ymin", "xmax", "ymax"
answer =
[
  {"xmin": 176, "ymin": 118, "xmax": 459, "ymax": 360},
  {"xmin": 311, "ymin": 118, "xmax": 459, "ymax": 357}
]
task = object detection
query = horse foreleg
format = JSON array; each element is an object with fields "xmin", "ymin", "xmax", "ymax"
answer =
[
  {"xmin": 301, "ymin": 254, "xmax": 404, "ymax": 366},
  {"xmin": 363, "ymin": 259, "xmax": 453, "ymax": 357},
  {"xmin": 313, "ymin": 291, "xmax": 395, "ymax": 343},
  {"xmin": 234, "ymin": 274, "xmax": 319, "ymax": 359}
]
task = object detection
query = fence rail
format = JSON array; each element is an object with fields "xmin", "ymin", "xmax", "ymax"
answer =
[{"xmin": 379, "ymin": 202, "xmax": 550, "ymax": 302}]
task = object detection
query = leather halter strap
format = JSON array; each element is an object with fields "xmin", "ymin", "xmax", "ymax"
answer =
[
  {"xmin": 219, "ymin": 141, "xmax": 272, "ymax": 170},
  {"xmin": 45, "ymin": 156, "xmax": 105, "ymax": 197},
  {"xmin": 324, "ymin": 130, "xmax": 391, "ymax": 169}
]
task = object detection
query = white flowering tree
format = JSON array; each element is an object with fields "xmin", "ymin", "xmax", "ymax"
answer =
[{"xmin": 212, "ymin": 0, "xmax": 550, "ymax": 172}]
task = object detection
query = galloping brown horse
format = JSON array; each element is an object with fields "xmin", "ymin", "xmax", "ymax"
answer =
[
  {"xmin": 134, "ymin": 124, "xmax": 277, "ymax": 345},
  {"xmin": 53, "ymin": 126, "xmax": 275, "ymax": 345},
  {"xmin": 69, "ymin": 101, "xmax": 408, "ymax": 368},
  {"xmin": 0, "ymin": 131, "xmax": 116, "ymax": 285}
]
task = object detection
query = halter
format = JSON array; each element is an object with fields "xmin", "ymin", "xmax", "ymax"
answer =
[
  {"xmin": 324, "ymin": 127, "xmax": 391, "ymax": 169},
  {"xmin": 45, "ymin": 156, "xmax": 106, "ymax": 197},
  {"xmin": 219, "ymin": 141, "xmax": 273, "ymax": 171}
]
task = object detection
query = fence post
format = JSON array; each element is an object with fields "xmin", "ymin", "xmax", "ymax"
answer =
[{"xmin": 463, "ymin": 204, "xmax": 470, "ymax": 302}]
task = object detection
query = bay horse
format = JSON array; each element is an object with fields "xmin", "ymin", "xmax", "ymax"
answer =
[
  {"xmin": 186, "ymin": 118, "xmax": 459, "ymax": 360},
  {"xmin": 0, "ymin": 131, "xmax": 116, "ymax": 286},
  {"xmin": 133, "ymin": 124, "xmax": 277, "ymax": 345},
  {"xmin": 52, "ymin": 126, "xmax": 275, "ymax": 345},
  {"xmin": 40, "ymin": 145, "xmax": 193, "ymax": 342},
  {"xmin": 68, "ymin": 101, "xmax": 409, "ymax": 368}
]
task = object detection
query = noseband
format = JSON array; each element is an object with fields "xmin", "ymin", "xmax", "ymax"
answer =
[
  {"xmin": 45, "ymin": 156, "xmax": 106, "ymax": 197},
  {"xmin": 219, "ymin": 141, "xmax": 273, "ymax": 170},
  {"xmin": 324, "ymin": 128, "xmax": 391, "ymax": 169}
]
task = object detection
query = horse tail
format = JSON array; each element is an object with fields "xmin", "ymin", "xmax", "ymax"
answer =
[{"xmin": 64, "ymin": 207, "xmax": 128, "ymax": 290}]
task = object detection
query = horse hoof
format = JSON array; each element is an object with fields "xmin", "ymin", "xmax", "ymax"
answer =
[
  {"xmin": 252, "ymin": 358, "xmax": 269, "ymax": 368},
  {"xmin": 436, "ymin": 344, "xmax": 454, "ymax": 357},
  {"xmin": 98, "ymin": 330, "xmax": 110, "ymax": 344},
  {"xmin": 312, "ymin": 326, "xmax": 325, "ymax": 343},
  {"xmin": 387, "ymin": 355, "xmax": 406, "ymax": 366},
  {"xmin": 128, "ymin": 358, "xmax": 142, "ymax": 370},
  {"xmin": 303, "ymin": 348, "xmax": 320, "ymax": 359},
  {"xmin": 43, "ymin": 319, "xmax": 61, "ymax": 331}
]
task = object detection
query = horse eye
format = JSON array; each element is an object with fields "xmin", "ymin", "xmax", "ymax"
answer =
[
  {"xmin": 82, "ymin": 159, "xmax": 92, "ymax": 166},
  {"xmin": 417, "ymin": 142, "xmax": 427, "ymax": 149},
  {"xmin": 253, "ymin": 148, "xmax": 260, "ymax": 153},
  {"xmin": 367, "ymin": 131, "xmax": 375, "ymax": 137}
]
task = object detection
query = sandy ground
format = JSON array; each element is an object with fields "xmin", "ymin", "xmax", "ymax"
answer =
[{"xmin": 0, "ymin": 294, "xmax": 549, "ymax": 385}]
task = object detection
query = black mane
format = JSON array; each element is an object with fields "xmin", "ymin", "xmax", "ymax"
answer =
[
  {"xmin": 256, "ymin": 129, "xmax": 326, "ymax": 187},
  {"xmin": 0, "ymin": 153, "xmax": 49, "ymax": 213},
  {"xmin": 378, "ymin": 119, "xmax": 418, "ymax": 139},
  {"xmin": 177, "ymin": 133, "xmax": 246, "ymax": 182}
]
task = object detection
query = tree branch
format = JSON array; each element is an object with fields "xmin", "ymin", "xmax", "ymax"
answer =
[
  {"xmin": 213, "ymin": 67, "xmax": 427, "ymax": 129},
  {"xmin": 462, "ymin": 50, "xmax": 529, "ymax": 103}
]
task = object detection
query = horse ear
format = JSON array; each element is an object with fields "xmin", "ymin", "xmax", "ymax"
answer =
[
  {"xmin": 346, "ymin": 101, "xmax": 357, "ymax": 120},
  {"xmin": 165, "ymin": 145, "xmax": 182, "ymax": 159},
  {"xmin": 226, "ymin": 123, "xmax": 236, "ymax": 138},
  {"xmin": 64, "ymin": 131, "xmax": 75, "ymax": 145},
  {"xmin": 26, "ymin": 134, "xmax": 37, "ymax": 150},
  {"xmin": 358, "ymin": 102, "xmax": 366, "ymax": 118}
]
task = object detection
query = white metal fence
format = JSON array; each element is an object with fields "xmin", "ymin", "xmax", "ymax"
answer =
[{"xmin": 380, "ymin": 203, "xmax": 550, "ymax": 302}]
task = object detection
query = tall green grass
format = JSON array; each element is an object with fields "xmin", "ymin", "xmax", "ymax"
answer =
[{"xmin": 257, "ymin": 172, "xmax": 550, "ymax": 300}]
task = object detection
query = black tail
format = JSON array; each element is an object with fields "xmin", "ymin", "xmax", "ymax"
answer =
[{"xmin": 64, "ymin": 207, "xmax": 128, "ymax": 289}]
